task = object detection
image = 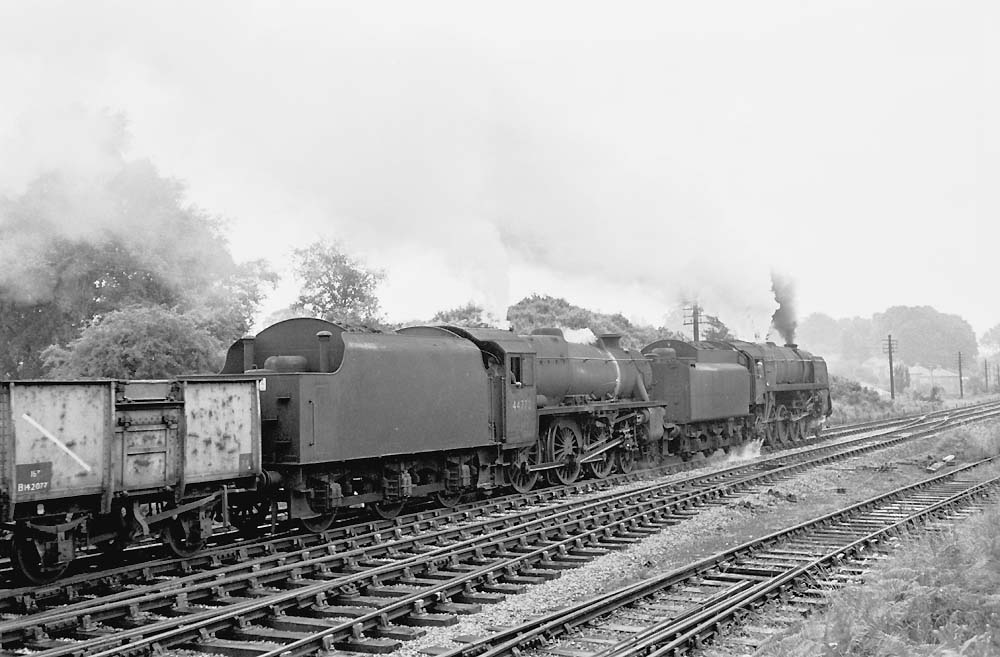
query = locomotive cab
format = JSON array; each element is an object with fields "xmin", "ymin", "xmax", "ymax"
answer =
[{"xmin": 426, "ymin": 327, "xmax": 538, "ymax": 448}]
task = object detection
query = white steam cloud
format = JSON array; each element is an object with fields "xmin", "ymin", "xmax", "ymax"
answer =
[{"xmin": 5, "ymin": 3, "xmax": 992, "ymax": 333}]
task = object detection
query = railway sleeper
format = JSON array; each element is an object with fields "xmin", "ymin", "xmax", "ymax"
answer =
[{"xmin": 185, "ymin": 637, "xmax": 285, "ymax": 657}]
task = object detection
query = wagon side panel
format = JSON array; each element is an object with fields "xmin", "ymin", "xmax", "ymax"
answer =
[
  {"xmin": 182, "ymin": 379, "xmax": 261, "ymax": 483},
  {"xmin": 8, "ymin": 382, "xmax": 113, "ymax": 503}
]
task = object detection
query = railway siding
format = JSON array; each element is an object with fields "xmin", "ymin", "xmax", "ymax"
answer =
[
  {"xmin": 1, "ymin": 406, "xmax": 997, "ymax": 657},
  {"xmin": 426, "ymin": 459, "xmax": 1000, "ymax": 657}
]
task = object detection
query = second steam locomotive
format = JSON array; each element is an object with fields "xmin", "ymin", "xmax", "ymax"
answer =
[{"xmin": 1, "ymin": 318, "xmax": 830, "ymax": 583}]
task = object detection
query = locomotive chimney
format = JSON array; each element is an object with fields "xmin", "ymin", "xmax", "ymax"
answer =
[
  {"xmin": 317, "ymin": 331, "xmax": 333, "ymax": 373},
  {"xmin": 785, "ymin": 343, "xmax": 798, "ymax": 349}
]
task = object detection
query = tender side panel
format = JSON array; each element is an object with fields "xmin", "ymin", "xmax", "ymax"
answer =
[
  {"xmin": 652, "ymin": 360, "xmax": 750, "ymax": 424},
  {"xmin": 182, "ymin": 380, "xmax": 261, "ymax": 483},
  {"xmin": 9, "ymin": 382, "xmax": 112, "ymax": 502},
  {"xmin": 290, "ymin": 333, "xmax": 492, "ymax": 464},
  {"xmin": 689, "ymin": 364, "xmax": 751, "ymax": 421}
]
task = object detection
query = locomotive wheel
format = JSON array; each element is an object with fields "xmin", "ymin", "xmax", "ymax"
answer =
[
  {"xmin": 586, "ymin": 451, "xmax": 615, "ymax": 479},
  {"xmin": 615, "ymin": 447, "xmax": 636, "ymax": 474},
  {"xmin": 774, "ymin": 406, "xmax": 791, "ymax": 446},
  {"xmin": 9, "ymin": 531, "xmax": 68, "ymax": 585},
  {"xmin": 791, "ymin": 419, "xmax": 806, "ymax": 443},
  {"xmin": 162, "ymin": 510, "xmax": 208, "ymax": 558},
  {"xmin": 507, "ymin": 444, "xmax": 540, "ymax": 493},
  {"xmin": 774, "ymin": 420, "xmax": 789, "ymax": 445},
  {"xmin": 230, "ymin": 495, "xmax": 269, "ymax": 534},
  {"xmin": 546, "ymin": 419, "xmax": 583, "ymax": 486}
]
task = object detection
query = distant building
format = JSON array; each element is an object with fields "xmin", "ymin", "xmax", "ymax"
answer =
[{"xmin": 909, "ymin": 365, "xmax": 965, "ymax": 397}]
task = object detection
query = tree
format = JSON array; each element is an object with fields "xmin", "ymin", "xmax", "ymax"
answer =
[
  {"xmin": 42, "ymin": 305, "xmax": 223, "ymax": 378},
  {"xmin": 701, "ymin": 316, "xmax": 735, "ymax": 341},
  {"xmin": 188, "ymin": 259, "xmax": 279, "ymax": 342},
  {"xmin": 892, "ymin": 362, "xmax": 911, "ymax": 393},
  {"xmin": 838, "ymin": 316, "xmax": 878, "ymax": 362},
  {"xmin": 0, "ymin": 110, "xmax": 276, "ymax": 378},
  {"xmin": 431, "ymin": 302, "xmax": 499, "ymax": 328},
  {"xmin": 507, "ymin": 294, "xmax": 683, "ymax": 350},
  {"xmin": 797, "ymin": 313, "xmax": 842, "ymax": 354},
  {"xmin": 981, "ymin": 324, "xmax": 1000, "ymax": 355},
  {"xmin": 873, "ymin": 306, "xmax": 977, "ymax": 369},
  {"xmin": 292, "ymin": 240, "xmax": 385, "ymax": 325}
]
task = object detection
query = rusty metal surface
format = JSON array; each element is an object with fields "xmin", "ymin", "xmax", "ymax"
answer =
[
  {"xmin": 265, "ymin": 332, "xmax": 492, "ymax": 464},
  {"xmin": 0, "ymin": 384, "xmax": 11, "ymax": 519},
  {"xmin": 7, "ymin": 382, "xmax": 113, "ymax": 502},
  {"xmin": 118, "ymin": 417, "xmax": 176, "ymax": 491},
  {"xmin": 182, "ymin": 380, "xmax": 261, "ymax": 483}
]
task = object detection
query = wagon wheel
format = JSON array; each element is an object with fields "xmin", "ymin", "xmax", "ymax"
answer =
[
  {"xmin": 230, "ymin": 494, "xmax": 269, "ymax": 535},
  {"xmin": 9, "ymin": 529, "xmax": 69, "ymax": 585},
  {"xmin": 435, "ymin": 490, "xmax": 464, "ymax": 508},
  {"xmin": 546, "ymin": 419, "xmax": 583, "ymax": 485},
  {"xmin": 301, "ymin": 511, "xmax": 337, "ymax": 533},
  {"xmin": 615, "ymin": 446, "xmax": 636, "ymax": 474},
  {"xmin": 371, "ymin": 500, "xmax": 405, "ymax": 520},
  {"xmin": 162, "ymin": 509, "xmax": 209, "ymax": 558},
  {"xmin": 507, "ymin": 444, "xmax": 540, "ymax": 493}
]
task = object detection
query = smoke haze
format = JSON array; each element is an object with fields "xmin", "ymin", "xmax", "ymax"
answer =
[
  {"xmin": 770, "ymin": 272, "xmax": 798, "ymax": 345},
  {"xmin": 0, "ymin": 110, "xmax": 233, "ymax": 306},
  {"xmin": 1, "ymin": 2, "xmax": 997, "ymax": 336}
]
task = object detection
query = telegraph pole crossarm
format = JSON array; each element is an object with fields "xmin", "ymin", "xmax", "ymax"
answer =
[{"xmin": 683, "ymin": 303, "xmax": 702, "ymax": 342}]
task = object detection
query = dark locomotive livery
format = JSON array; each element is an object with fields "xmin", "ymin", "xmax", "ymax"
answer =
[{"xmin": 0, "ymin": 317, "xmax": 830, "ymax": 583}]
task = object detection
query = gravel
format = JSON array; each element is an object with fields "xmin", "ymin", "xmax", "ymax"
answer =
[{"xmin": 386, "ymin": 423, "xmax": 997, "ymax": 657}]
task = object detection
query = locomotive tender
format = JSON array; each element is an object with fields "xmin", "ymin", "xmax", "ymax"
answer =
[{"xmin": 0, "ymin": 317, "xmax": 830, "ymax": 583}]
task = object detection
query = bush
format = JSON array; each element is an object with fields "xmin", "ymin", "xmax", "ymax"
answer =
[
  {"xmin": 762, "ymin": 485, "xmax": 1000, "ymax": 656},
  {"xmin": 828, "ymin": 375, "xmax": 944, "ymax": 425}
]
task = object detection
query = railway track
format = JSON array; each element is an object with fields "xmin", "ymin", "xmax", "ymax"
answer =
[
  {"xmin": 0, "ymin": 402, "xmax": 997, "ymax": 656},
  {"xmin": 434, "ymin": 458, "xmax": 1000, "ymax": 657},
  {"xmin": 0, "ymin": 398, "xmax": 979, "ymax": 594},
  {"xmin": 1, "ymin": 400, "xmax": 989, "ymax": 616}
]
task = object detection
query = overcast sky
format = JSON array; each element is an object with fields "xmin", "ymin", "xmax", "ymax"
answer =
[{"xmin": 1, "ymin": 1, "xmax": 996, "ymax": 339}]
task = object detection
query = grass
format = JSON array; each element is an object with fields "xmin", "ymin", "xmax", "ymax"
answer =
[
  {"xmin": 756, "ymin": 445, "xmax": 1000, "ymax": 656},
  {"xmin": 828, "ymin": 375, "xmax": 995, "ymax": 426}
]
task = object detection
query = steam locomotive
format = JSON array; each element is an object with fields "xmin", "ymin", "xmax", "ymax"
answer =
[{"xmin": 0, "ymin": 317, "xmax": 830, "ymax": 583}]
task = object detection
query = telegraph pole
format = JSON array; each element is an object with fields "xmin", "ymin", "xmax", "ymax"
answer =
[
  {"xmin": 985, "ymin": 360, "xmax": 989, "ymax": 391},
  {"xmin": 958, "ymin": 351, "xmax": 964, "ymax": 398},
  {"xmin": 882, "ymin": 334, "xmax": 898, "ymax": 400},
  {"xmin": 683, "ymin": 304, "xmax": 702, "ymax": 342}
]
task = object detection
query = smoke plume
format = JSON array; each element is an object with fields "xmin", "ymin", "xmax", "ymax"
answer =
[{"xmin": 770, "ymin": 271, "xmax": 797, "ymax": 345}]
